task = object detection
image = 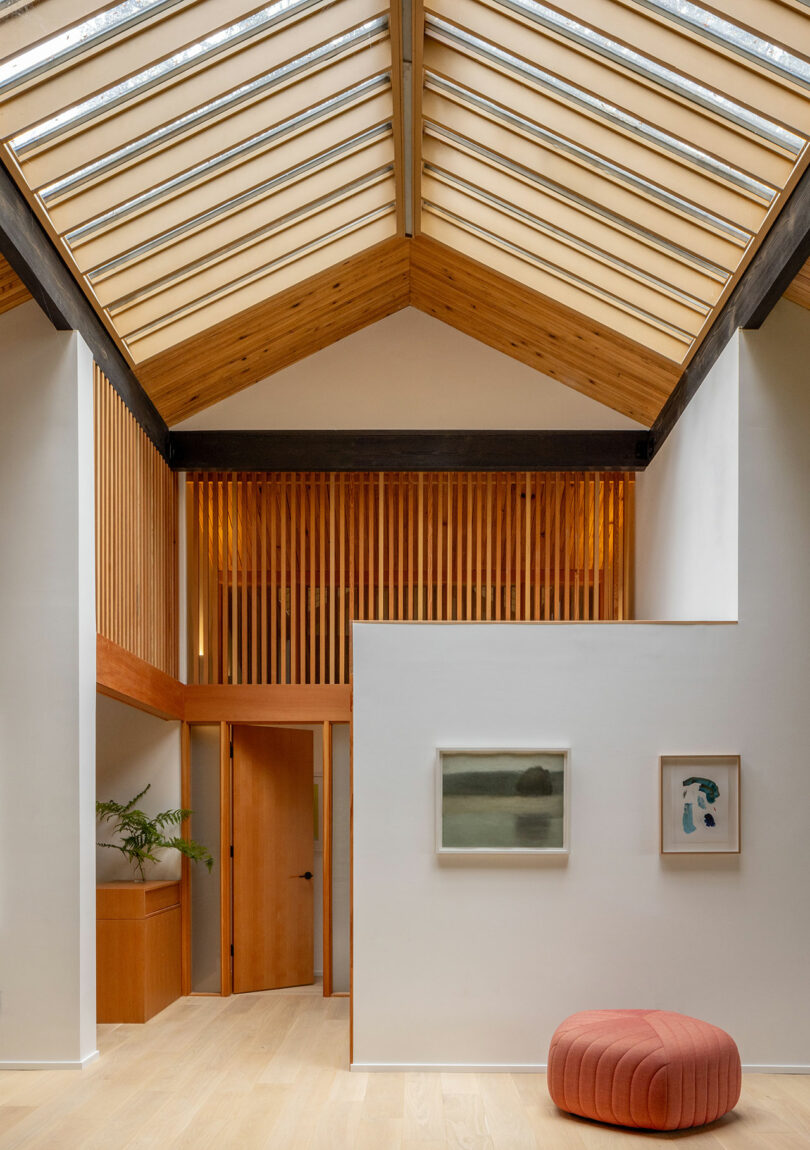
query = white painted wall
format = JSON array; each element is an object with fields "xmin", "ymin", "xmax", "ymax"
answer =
[
  {"xmin": 96, "ymin": 695, "xmax": 182, "ymax": 881},
  {"xmin": 635, "ymin": 336, "xmax": 739, "ymax": 620},
  {"xmin": 175, "ymin": 309, "xmax": 643, "ymax": 431},
  {"xmin": 0, "ymin": 301, "xmax": 97, "ymax": 1068},
  {"xmin": 352, "ymin": 299, "xmax": 810, "ymax": 1072}
]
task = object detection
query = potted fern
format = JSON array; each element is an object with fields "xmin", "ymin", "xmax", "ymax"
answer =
[{"xmin": 96, "ymin": 784, "xmax": 214, "ymax": 881}]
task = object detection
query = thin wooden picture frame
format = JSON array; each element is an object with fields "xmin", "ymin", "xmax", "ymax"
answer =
[
  {"xmin": 436, "ymin": 747, "xmax": 570, "ymax": 855},
  {"xmin": 660, "ymin": 755, "xmax": 741, "ymax": 855}
]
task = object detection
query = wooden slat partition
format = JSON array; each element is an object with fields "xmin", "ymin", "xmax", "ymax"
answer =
[
  {"xmin": 94, "ymin": 366, "xmax": 179, "ymax": 678},
  {"xmin": 186, "ymin": 472, "xmax": 634, "ymax": 685}
]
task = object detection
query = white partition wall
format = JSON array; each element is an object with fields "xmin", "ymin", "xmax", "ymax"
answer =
[
  {"xmin": 352, "ymin": 300, "xmax": 810, "ymax": 1072},
  {"xmin": 0, "ymin": 301, "xmax": 97, "ymax": 1068}
]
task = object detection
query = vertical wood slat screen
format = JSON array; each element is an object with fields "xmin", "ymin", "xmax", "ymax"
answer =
[
  {"xmin": 187, "ymin": 472, "xmax": 634, "ymax": 686},
  {"xmin": 94, "ymin": 367, "xmax": 179, "ymax": 677}
]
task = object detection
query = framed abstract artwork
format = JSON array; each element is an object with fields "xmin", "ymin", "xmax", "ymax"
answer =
[
  {"xmin": 660, "ymin": 755, "xmax": 741, "ymax": 854},
  {"xmin": 436, "ymin": 748, "xmax": 569, "ymax": 854}
]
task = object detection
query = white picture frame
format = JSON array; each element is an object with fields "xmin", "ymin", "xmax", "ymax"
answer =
[
  {"xmin": 660, "ymin": 755, "xmax": 741, "ymax": 855},
  {"xmin": 436, "ymin": 747, "xmax": 570, "ymax": 855}
]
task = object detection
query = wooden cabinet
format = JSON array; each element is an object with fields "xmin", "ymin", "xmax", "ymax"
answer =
[{"xmin": 97, "ymin": 881, "xmax": 182, "ymax": 1023}]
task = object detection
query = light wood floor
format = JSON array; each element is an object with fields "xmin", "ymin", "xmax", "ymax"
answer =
[{"xmin": 0, "ymin": 990, "xmax": 808, "ymax": 1149}]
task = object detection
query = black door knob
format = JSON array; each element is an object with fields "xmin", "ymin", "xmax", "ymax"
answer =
[{"xmin": 298, "ymin": 871, "xmax": 313, "ymax": 880}]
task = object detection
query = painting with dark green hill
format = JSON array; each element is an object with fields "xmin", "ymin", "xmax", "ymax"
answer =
[{"xmin": 438, "ymin": 751, "xmax": 568, "ymax": 852}]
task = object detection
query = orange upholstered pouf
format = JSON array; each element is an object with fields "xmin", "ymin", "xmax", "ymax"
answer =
[{"xmin": 547, "ymin": 1010, "xmax": 741, "ymax": 1130}]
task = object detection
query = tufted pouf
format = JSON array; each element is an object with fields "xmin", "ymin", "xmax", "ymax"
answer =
[{"xmin": 547, "ymin": 1009, "xmax": 741, "ymax": 1130}]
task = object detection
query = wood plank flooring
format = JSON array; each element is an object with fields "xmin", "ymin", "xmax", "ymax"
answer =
[{"xmin": 0, "ymin": 990, "xmax": 807, "ymax": 1149}]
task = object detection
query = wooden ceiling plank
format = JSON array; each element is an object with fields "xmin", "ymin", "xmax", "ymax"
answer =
[
  {"xmin": 420, "ymin": 209, "xmax": 693, "ymax": 360},
  {"xmin": 127, "ymin": 208, "xmax": 397, "ymax": 361},
  {"xmin": 784, "ymin": 257, "xmax": 810, "ymax": 310},
  {"xmin": 422, "ymin": 134, "xmax": 725, "ymax": 302},
  {"xmin": 137, "ymin": 236, "xmax": 410, "ymax": 423},
  {"xmin": 410, "ymin": 233, "xmax": 678, "ymax": 424},
  {"xmin": 0, "ymin": 251, "xmax": 31, "ymax": 313}
]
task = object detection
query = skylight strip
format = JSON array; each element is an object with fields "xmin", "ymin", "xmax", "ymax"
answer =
[
  {"xmin": 12, "ymin": 0, "xmax": 327, "ymax": 154},
  {"xmin": 88, "ymin": 125, "xmax": 392, "ymax": 279},
  {"xmin": 0, "ymin": 0, "xmax": 184, "ymax": 94},
  {"xmin": 122, "ymin": 202, "xmax": 395, "ymax": 342},
  {"xmin": 65, "ymin": 76, "xmax": 389, "ymax": 245},
  {"xmin": 425, "ymin": 162, "xmax": 710, "ymax": 312},
  {"xmin": 636, "ymin": 0, "xmax": 810, "ymax": 90},
  {"xmin": 424, "ymin": 121, "xmax": 729, "ymax": 279},
  {"xmin": 40, "ymin": 17, "xmax": 388, "ymax": 204},
  {"xmin": 423, "ymin": 199, "xmax": 696, "ymax": 342},
  {"xmin": 492, "ymin": 0, "xmax": 804, "ymax": 152},
  {"xmin": 426, "ymin": 20, "xmax": 775, "ymax": 200},
  {"xmin": 106, "ymin": 166, "xmax": 394, "ymax": 309},
  {"xmin": 426, "ymin": 74, "xmax": 750, "ymax": 241}
]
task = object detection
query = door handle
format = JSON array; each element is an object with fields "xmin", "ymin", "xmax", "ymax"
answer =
[{"xmin": 296, "ymin": 871, "xmax": 313, "ymax": 880}]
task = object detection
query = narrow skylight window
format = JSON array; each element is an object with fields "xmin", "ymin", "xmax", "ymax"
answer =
[
  {"xmin": 637, "ymin": 0, "xmax": 810, "ymax": 89},
  {"xmin": 422, "ymin": 200, "xmax": 696, "ymax": 342},
  {"xmin": 88, "ymin": 124, "xmax": 392, "ymax": 279},
  {"xmin": 493, "ymin": 0, "xmax": 804, "ymax": 152},
  {"xmin": 426, "ymin": 19, "xmax": 774, "ymax": 201},
  {"xmin": 122, "ymin": 202, "xmax": 395, "ymax": 342},
  {"xmin": 12, "ymin": 0, "xmax": 325, "ymax": 153},
  {"xmin": 425, "ymin": 74, "xmax": 750, "ymax": 242},
  {"xmin": 425, "ymin": 162, "xmax": 710, "ymax": 313},
  {"xmin": 40, "ymin": 17, "xmax": 388, "ymax": 203},
  {"xmin": 424, "ymin": 122, "xmax": 729, "ymax": 279},
  {"xmin": 66, "ymin": 76, "xmax": 390, "ymax": 244},
  {"xmin": 0, "ymin": 0, "xmax": 183, "ymax": 94}
]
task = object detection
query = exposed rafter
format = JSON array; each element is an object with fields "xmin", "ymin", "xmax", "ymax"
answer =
[
  {"xmin": 651, "ymin": 160, "xmax": 810, "ymax": 457},
  {"xmin": 0, "ymin": 160, "xmax": 169, "ymax": 456}
]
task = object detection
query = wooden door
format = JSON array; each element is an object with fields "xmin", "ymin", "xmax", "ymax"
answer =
[{"xmin": 232, "ymin": 725, "xmax": 314, "ymax": 993}]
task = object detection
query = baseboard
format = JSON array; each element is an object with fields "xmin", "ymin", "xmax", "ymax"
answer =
[
  {"xmin": 0, "ymin": 1050, "xmax": 99, "ymax": 1071},
  {"xmin": 352, "ymin": 1062, "xmax": 548, "ymax": 1073},
  {"xmin": 352, "ymin": 1062, "xmax": 810, "ymax": 1075},
  {"xmin": 742, "ymin": 1065, "xmax": 810, "ymax": 1074}
]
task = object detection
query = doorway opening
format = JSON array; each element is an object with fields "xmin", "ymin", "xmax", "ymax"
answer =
[{"xmin": 186, "ymin": 721, "xmax": 350, "ymax": 998}]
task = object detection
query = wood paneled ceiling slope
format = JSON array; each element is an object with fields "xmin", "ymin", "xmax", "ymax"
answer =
[{"xmin": 0, "ymin": 0, "xmax": 809, "ymax": 428}]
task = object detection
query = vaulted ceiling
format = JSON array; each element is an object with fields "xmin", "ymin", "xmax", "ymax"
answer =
[{"xmin": 0, "ymin": 0, "xmax": 809, "ymax": 426}]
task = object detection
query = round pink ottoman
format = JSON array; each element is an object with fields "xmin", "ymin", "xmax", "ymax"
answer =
[{"xmin": 548, "ymin": 1010, "xmax": 741, "ymax": 1130}]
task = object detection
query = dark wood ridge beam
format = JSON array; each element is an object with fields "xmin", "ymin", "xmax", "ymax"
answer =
[
  {"xmin": 169, "ymin": 429, "xmax": 652, "ymax": 472},
  {"xmin": 0, "ymin": 161, "xmax": 169, "ymax": 458},
  {"xmin": 650, "ymin": 162, "xmax": 810, "ymax": 460}
]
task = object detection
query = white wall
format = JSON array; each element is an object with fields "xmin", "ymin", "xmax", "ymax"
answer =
[
  {"xmin": 352, "ymin": 300, "xmax": 810, "ymax": 1072},
  {"xmin": 96, "ymin": 695, "xmax": 182, "ymax": 881},
  {"xmin": 0, "ymin": 301, "xmax": 97, "ymax": 1068},
  {"xmin": 635, "ymin": 335, "xmax": 739, "ymax": 620},
  {"xmin": 175, "ymin": 308, "xmax": 643, "ymax": 431}
]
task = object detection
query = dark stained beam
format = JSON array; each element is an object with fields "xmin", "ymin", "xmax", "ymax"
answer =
[
  {"xmin": 0, "ymin": 161, "xmax": 169, "ymax": 458},
  {"xmin": 650, "ymin": 162, "xmax": 810, "ymax": 458},
  {"xmin": 170, "ymin": 429, "xmax": 651, "ymax": 472}
]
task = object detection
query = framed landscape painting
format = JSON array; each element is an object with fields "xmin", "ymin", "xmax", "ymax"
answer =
[
  {"xmin": 436, "ymin": 748, "xmax": 569, "ymax": 855},
  {"xmin": 660, "ymin": 755, "xmax": 741, "ymax": 854}
]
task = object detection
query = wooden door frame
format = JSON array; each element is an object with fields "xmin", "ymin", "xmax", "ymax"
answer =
[{"xmin": 182, "ymin": 717, "xmax": 338, "ymax": 998}]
